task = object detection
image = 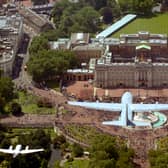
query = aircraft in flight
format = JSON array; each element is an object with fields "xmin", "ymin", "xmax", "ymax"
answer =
[
  {"xmin": 68, "ymin": 92, "xmax": 168, "ymax": 127},
  {"xmin": 0, "ymin": 144, "xmax": 44, "ymax": 158}
]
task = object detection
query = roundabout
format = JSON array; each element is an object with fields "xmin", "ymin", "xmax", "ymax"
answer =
[{"xmin": 134, "ymin": 111, "xmax": 167, "ymax": 128}]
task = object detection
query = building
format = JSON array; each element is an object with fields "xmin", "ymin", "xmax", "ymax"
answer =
[
  {"xmin": 73, "ymin": 44, "xmax": 104, "ymax": 65},
  {"xmin": 0, "ymin": 0, "xmax": 7, "ymax": 6},
  {"xmin": 95, "ymin": 31, "xmax": 168, "ymax": 88},
  {"xmin": 18, "ymin": 7, "xmax": 54, "ymax": 33},
  {"xmin": 49, "ymin": 33, "xmax": 104, "ymax": 65},
  {"xmin": 64, "ymin": 69, "xmax": 94, "ymax": 82},
  {"xmin": 0, "ymin": 15, "xmax": 23, "ymax": 76}
]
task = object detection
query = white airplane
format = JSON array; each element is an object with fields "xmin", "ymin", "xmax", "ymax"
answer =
[
  {"xmin": 0, "ymin": 144, "xmax": 44, "ymax": 158},
  {"xmin": 68, "ymin": 92, "xmax": 168, "ymax": 127}
]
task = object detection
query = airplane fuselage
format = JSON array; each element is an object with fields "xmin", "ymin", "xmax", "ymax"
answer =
[
  {"xmin": 13, "ymin": 145, "xmax": 22, "ymax": 158},
  {"xmin": 121, "ymin": 92, "xmax": 133, "ymax": 124}
]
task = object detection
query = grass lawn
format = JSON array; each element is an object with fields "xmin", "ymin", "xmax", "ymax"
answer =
[
  {"xmin": 15, "ymin": 91, "xmax": 55, "ymax": 114},
  {"xmin": 64, "ymin": 159, "xmax": 89, "ymax": 168},
  {"xmin": 112, "ymin": 13, "xmax": 168, "ymax": 37}
]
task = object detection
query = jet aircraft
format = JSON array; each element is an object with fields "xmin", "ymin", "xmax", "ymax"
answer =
[
  {"xmin": 68, "ymin": 92, "xmax": 168, "ymax": 127},
  {"xmin": 0, "ymin": 144, "xmax": 44, "ymax": 158}
]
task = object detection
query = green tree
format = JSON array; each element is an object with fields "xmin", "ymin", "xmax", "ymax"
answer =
[
  {"xmin": 53, "ymin": 161, "xmax": 61, "ymax": 168},
  {"xmin": 0, "ymin": 77, "xmax": 14, "ymax": 102},
  {"xmin": 31, "ymin": 0, "xmax": 49, "ymax": 5},
  {"xmin": 133, "ymin": 0, "xmax": 154, "ymax": 15},
  {"xmin": 0, "ymin": 160, "xmax": 10, "ymax": 168},
  {"xmin": 148, "ymin": 136, "xmax": 168, "ymax": 168},
  {"xmin": 8, "ymin": 102, "xmax": 22, "ymax": 116},
  {"xmin": 29, "ymin": 36, "xmax": 49, "ymax": 55},
  {"xmin": 28, "ymin": 50, "xmax": 77, "ymax": 82},
  {"xmin": 118, "ymin": 0, "xmax": 134, "ymax": 13},
  {"xmin": 100, "ymin": 7, "xmax": 113, "ymax": 24},
  {"xmin": 53, "ymin": 135, "xmax": 66, "ymax": 148},
  {"xmin": 72, "ymin": 143, "xmax": 84, "ymax": 157},
  {"xmin": 52, "ymin": 0, "xmax": 72, "ymax": 28},
  {"xmin": 73, "ymin": 6, "xmax": 100, "ymax": 33},
  {"xmin": 88, "ymin": 135, "xmax": 134, "ymax": 168}
]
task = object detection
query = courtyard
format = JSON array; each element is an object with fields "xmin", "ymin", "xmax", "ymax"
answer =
[{"xmin": 66, "ymin": 81, "xmax": 168, "ymax": 100}]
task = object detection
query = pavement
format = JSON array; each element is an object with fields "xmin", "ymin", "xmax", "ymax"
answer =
[{"xmin": 66, "ymin": 81, "xmax": 168, "ymax": 99}]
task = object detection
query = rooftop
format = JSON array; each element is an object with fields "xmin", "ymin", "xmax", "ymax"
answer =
[{"xmin": 96, "ymin": 14, "xmax": 137, "ymax": 38}]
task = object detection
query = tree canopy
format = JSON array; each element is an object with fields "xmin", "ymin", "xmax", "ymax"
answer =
[
  {"xmin": 88, "ymin": 135, "xmax": 134, "ymax": 168},
  {"xmin": 118, "ymin": 0, "xmax": 154, "ymax": 15},
  {"xmin": 31, "ymin": 0, "xmax": 49, "ymax": 5},
  {"xmin": 28, "ymin": 44, "xmax": 77, "ymax": 82},
  {"xmin": 52, "ymin": 1, "xmax": 101, "ymax": 36},
  {"xmin": 149, "ymin": 136, "xmax": 168, "ymax": 168},
  {"xmin": 0, "ymin": 77, "xmax": 14, "ymax": 112}
]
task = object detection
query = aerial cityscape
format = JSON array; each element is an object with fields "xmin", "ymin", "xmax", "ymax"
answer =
[{"xmin": 0, "ymin": 0, "xmax": 168, "ymax": 168}]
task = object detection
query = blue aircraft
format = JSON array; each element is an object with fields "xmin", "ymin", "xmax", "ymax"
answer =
[{"xmin": 68, "ymin": 92, "xmax": 168, "ymax": 127}]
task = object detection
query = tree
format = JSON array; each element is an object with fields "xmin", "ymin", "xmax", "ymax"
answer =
[
  {"xmin": 72, "ymin": 143, "xmax": 84, "ymax": 157},
  {"xmin": 53, "ymin": 135, "xmax": 66, "ymax": 148},
  {"xmin": 100, "ymin": 7, "xmax": 113, "ymax": 24},
  {"xmin": 28, "ymin": 50, "xmax": 77, "ymax": 82},
  {"xmin": 88, "ymin": 135, "xmax": 134, "ymax": 168},
  {"xmin": 0, "ymin": 77, "xmax": 14, "ymax": 102},
  {"xmin": 29, "ymin": 36, "xmax": 49, "ymax": 55},
  {"xmin": 31, "ymin": 0, "xmax": 49, "ymax": 5},
  {"xmin": 132, "ymin": 0, "xmax": 154, "ymax": 15},
  {"xmin": 0, "ymin": 97, "xmax": 6, "ymax": 112},
  {"xmin": 8, "ymin": 102, "xmax": 22, "ymax": 116},
  {"xmin": 0, "ymin": 160, "xmax": 10, "ymax": 168},
  {"xmin": 118, "ymin": 0, "xmax": 133, "ymax": 13},
  {"xmin": 0, "ymin": 138, "xmax": 11, "ymax": 148},
  {"xmin": 73, "ymin": 6, "xmax": 100, "ymax": 33},
  {"xmin": 52, "ymin": 0, "xmax": 72, "ymax": 28},
  {"xmin": 148, "ymin": 137, "xmax": 168, "ymax": 168},
  {"xmin": 53, "ymin": 161, "xmax": 61, "ymax": 168},
  {"xmin": 84, "ymin": 0, "xmax": 108, "ymax": 10},
  {"xmin": 119, "ymin": 0, "xmax": 154, "ymax": 15}
]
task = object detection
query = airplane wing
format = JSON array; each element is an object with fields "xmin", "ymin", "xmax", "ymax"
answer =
[
  {"xmin": 20, "ymin": 149, "xmax": 44, "ymax": 154},
  {"xmin": 0, "ymin": 149, "xmax": 14, "ymax": 154},
  {"xmin": 130, "ymin": 104, "xmax": 168, "ymax": 112},
  {"xmin": 68, "ymin": 101, "xmax": 122, "ymax": 111}
]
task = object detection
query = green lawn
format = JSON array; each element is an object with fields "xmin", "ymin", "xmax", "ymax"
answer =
[
  {"xmin": 15, "ymin": 91, "xmax": 55, "ymax": 114},
  {"xmin": 112, "ymin": 13, "xmax": 168, "ymax": 37},
  {"xmin": 64, "ymin": 159, "xmax": 89, "ymax": 168}
]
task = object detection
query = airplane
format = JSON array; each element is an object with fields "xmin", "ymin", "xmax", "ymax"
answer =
[
  {"xmin": 0, "ymin": 144, "xmax": 44, "ymax": 158},
  {"xmin": 68, "ymin": 92, "xmax": 168, "ymax": 127}
]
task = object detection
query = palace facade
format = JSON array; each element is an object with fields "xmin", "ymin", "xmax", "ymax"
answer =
[{"xmin": 95, "ymin": 31, "xmax": 168, "ymax": 88}]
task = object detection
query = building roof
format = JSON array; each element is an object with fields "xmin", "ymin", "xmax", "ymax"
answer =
[
  {"xmin": 73, "ymin": 44, "xmax": 104, "ymax": 51},
  {"xmin": 96, "ymin": 14, "xmax": 137, "ymax": 38},
  {"xmin": 0, "ymin": 18, "xmax": 6, "ymax": 29},
  {"xmin": 136, "ymin": 44, "xmax": 151, "ymax": 50},
  {"xmin": 18, "ymin": 7, "xmax": 50, "ymax": 28},
  {"xmin": 70, "ymin": 33, "xmax": 90, "ymax": 45}
]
